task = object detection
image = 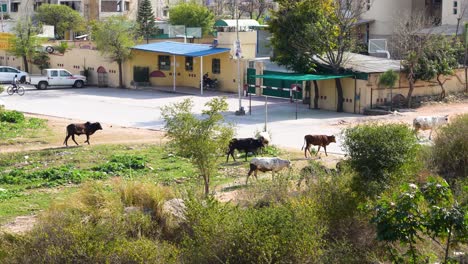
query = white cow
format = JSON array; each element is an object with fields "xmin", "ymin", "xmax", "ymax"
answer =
[
  {"xmin": 413, "ymin": 115, "xmax": 449, "ymax": 140},
  {"xmin": 246, "ymin": 157, "xmax": 291, "ymax": 184}
]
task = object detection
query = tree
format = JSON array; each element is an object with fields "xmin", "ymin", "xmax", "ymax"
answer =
[
  {"xmin": 413, "ymin": 36, "xmax": 462, "ymax": 100},
  {"xmin": 342, "ymin": 123, "xmax": 419, "ymax": 198},
  {"xmin": 238, "ymin": 0, "xmax": 274, "ymax": 20},
  {"xmin": 32, "ymin": 51, "xmax": 51, "ymax": 71},
  {"xmin": 35, "ymin": 4, "xmax": 85, "ymax": 40},
  {"xmin": 269, "ymin": 0, "xmax": 367, "ymax": 112},
  {"xmin": 161, "ymin": 97, "xmax": 234, "ymax": 197},
  {"xmin": 169, "ymin": 2, "xmax": 215, "ymax": 36},
  {"xmin": 8, "ymin": 19, "xmax": 43, "ymax": 73},
  {"xmin": 392, "ymin": 12, "xmax": 437, "ymax": 108},
  {"xmin": 137, "ymin": 0, "xmax": 158, "ymax": 44},
  {"xmin": 378, "ymin": 69, "xmax": 398, "ymax": 88},
  {"xmin": 91, "ymin": 16, "xmax": 138, "ymax": 88},
  {"xmin": 372, "ymin": 178, "xmax": 468, "ymax": 263}
]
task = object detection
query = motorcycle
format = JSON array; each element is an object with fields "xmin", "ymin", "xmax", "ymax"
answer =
[{"xmin": 201, "ymin": 75, "xmax": 219, "ymax": 90}]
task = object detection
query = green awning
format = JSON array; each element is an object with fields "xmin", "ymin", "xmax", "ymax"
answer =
[{"xmin": 253, "ymin": 73, "xmax": 354, "ymax": 81}]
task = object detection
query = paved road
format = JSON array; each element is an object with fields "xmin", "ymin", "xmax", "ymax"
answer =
[{"xmin": 1, "ymin": 86, "xmax": 365, "ymax": 155}]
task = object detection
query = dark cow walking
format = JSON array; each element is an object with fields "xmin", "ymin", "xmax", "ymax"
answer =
[
  {"xmin": 226, "ymin": 137, "xmax": 267, "ymax": 162},
  {"xmin": 301, "ymin": 135, "xmax": 336, "ymax": 158},
  {"xmin": 63, "ymin": 122, "xmax": 103, "ymax": 146}
]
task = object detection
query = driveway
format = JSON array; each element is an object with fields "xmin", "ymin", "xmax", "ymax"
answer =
[{"xmin": 0, "ymin": 86, "xmax": 372, "ymax": 155}]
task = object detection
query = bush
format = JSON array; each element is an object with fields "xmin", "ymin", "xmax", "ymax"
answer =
[
  {"xmin": 0, "ymin": 110, "xmax": 25, "ymax": 123},
  {"xmin": 54, "ymin": 41, "xmax": 68, "ymax": 54},
  {"xmin": 342, "ymin": 123, "xmax": 420, "ymax": 198},
  {"xmin": 0, "ymin": 181, "xmax": 178, "ymax": 263},
  {"xmin": 432, "ymin": 114, "xmax": 468, "ymax": 181},
  {"xmin": 181, "ymin": 195, "xmax": 325, "ymax": 263}
]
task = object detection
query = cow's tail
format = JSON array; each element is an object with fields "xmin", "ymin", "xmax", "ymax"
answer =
[{"xmin": 301, "ymin": 137, "xmax": 306, "ymax": 150}]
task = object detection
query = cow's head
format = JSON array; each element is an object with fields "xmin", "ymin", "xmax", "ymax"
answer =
[
  {"xmin": 328, "ymin": 135, "xmax": 336, "ymax": 143},
  {"xmin": 94, "ymin": 122, "xmax": 103, "ymax": 130}
]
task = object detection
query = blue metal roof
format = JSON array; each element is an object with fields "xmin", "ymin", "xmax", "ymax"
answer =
[{"xmin": 132, "ymin": 41, "xmax": 230, "ymax": 57}]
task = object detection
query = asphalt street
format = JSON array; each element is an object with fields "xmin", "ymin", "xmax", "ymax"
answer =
[{"xmin": 1, "ymin": 86, "xmax": 364, "ymax": 155}]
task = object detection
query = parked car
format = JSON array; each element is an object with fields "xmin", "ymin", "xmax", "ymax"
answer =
[
  {"xmin": 30, "ymin": 69, "xmax": 87, "ymax": 90},
  {"xmin": 0, "ymin": 66, "xmax": 30, "ymax": 84}
]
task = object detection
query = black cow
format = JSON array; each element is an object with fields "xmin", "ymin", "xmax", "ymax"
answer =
[
  {"xmin": 226, "ymin": 138, "xmax": 266, "ymax": 162},
  {"xmin": 63, "ymin": 122, "xmax": 103, "ymax": 146}
]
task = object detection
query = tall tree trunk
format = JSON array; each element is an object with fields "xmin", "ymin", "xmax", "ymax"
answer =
[
  {"xmin": 22, "ymin": 55, "xmax": 29, "ymax": 73},
  {"xmin": 335, "ymin": 78, "xmax": 344, "ymax": 112},
  {"xmin": 436, "ymin": 74, "xmax": 446, "ymax": 100},
  {"xmin": 203, "ymin": 174, "xmax": 209, "ymax": 197},
  {"xmin": 444, "ymin": 227, "xmax": 452, "ymax": 263},
  {"xmin": 407, "ymin": 68, "xmax": 415, "ymax": 108},
  {"xmin": 118, "ymin": 60, "xmax": 123, "ymax": 88},
  {"xmin": 313, "ymin": 80, "xmax": 319, "ymax": 109}
]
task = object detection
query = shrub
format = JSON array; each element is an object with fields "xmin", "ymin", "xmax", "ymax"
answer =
[
  {"xmin": 181, "ymin": 195, "xmax": 325, "ymax": 263},
  {"xmin": 0, "ymin": 85, "xmax": 4, "ymax": 94},
  {"xmin": 379, "ymin": 69, "xmax": 398, "ymax": 88},
  {"xmin": 54, "ymin": 41, "xmax": 68, "ymax": 54},
  {"xmin": 432, "ymin": 113, "xmax": 468, "ymax": 182},
  {"xmin": 342, "ymin": 123, "xmax": 420, "ymax": 198},
  {"xmin": 0, "ymin": 110, "xmax": 25, "ymax": 123},
  {"xmin": 0, "ymin": 181, "xmax": 179, "ymax": 263}
]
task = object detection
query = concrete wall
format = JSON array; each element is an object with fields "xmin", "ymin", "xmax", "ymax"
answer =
[
  {"xmin": 361, "ymin": 0, "xmax": 413, "ymax": 38},
  {"xmin": 216, "ymin": 31, "xmax": 257, "ymax": 59},
  {"xmin": 308, "ymin": 68, "xmax": 467, "ymax": 114}
]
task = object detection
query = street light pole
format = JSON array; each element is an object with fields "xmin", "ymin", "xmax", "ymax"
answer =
[{"xmin": 235, "ymin": 0, "xmax": 245, "ymax": 116}]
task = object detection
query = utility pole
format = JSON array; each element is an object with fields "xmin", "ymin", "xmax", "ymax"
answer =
[{"xmin": 235, "ymin": 0, "xmax": 245, "ymax": 116}]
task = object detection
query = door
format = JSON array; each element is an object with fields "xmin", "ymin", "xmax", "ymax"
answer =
[
  {"xmin": 47, "ymin": 70, "xmax": 60, "ymax": 85},
  {"xmin": 59, "ymin": 70, "xmax": 75, "ymax": 86}
]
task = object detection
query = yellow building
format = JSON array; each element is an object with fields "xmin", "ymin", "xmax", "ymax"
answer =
[{"xmin": 129, "ymin": 41, "xmax": 245, "ymax": 94}]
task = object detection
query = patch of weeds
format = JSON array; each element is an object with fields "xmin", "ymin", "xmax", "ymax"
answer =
[
  {"xmin": 262, "ymin": 144, "xmax": 282, "ymax": 156},
  {"xmin": 0, "ymin": 110, "xmax": 24, "ymax": 123},
  {"xmin": 0, "ymin": 117, "xmax": 47, "ymax": 141},
  {"xmin": 0, "ymin": 165, "xmax": 108, "ymax": 188},
  {"xmin": 0, "ymin": 188, "xmax": 22, "ymax": 201},
  {"xmin": 93, "ymin": 154, "xmax": 148, "ymax": 174}
]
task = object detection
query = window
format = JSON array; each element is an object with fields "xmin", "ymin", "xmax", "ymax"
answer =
[
  {"xmin": 50, "ymin": 71, "xmax": 58, "ymax": 77},
  {"xmin": 10, "ymin": 2, "xmax": 19, "ymax": 12},
  {"xmin": 124, "ymin": 1, "xmax": 129, "ymax": 11},
  {"xmin": 101, "ymin": 0, "xmax": 120, "ymax": 12},
  {"xmin": 159, "ymin": 55, "xmax": 171, "ymax": 70},
  {"xmin": 454, "ymin": 1, "xmax": 458, "ymax": 14},
  {"xmin": 185, "ymin": 57, "xmax": 193, "ymax": 71},
  {"xmin": 212, "ymin": 58, "xmax": 220, "ymax": 74},
  {"xmin": 366, "ymin": 0, "xmax": 371, "ymax": 10},
  {"xmin": 60, "ymin": 70, "xmax": 71, "ymax": 77}
]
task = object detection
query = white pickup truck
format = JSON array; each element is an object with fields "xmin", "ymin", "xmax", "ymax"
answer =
[{"xmin": 30, "ymin": 69, "xmax": 87, "ymax": 90}]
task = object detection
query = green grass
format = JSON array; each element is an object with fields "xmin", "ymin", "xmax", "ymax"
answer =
[
  {"xmin": 0, "ymin": 142, "xmax": 291, "ymax": 224},
  {"xmin": 0, "ymin": 187, "xmax": 79, "ymax": 224}
]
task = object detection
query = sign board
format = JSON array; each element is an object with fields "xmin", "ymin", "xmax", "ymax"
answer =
[{"xmin": 0, "ymin": 33, "xmax": 13, "ymax": 50}]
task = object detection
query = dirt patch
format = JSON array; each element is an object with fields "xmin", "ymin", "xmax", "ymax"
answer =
[
  {"xmin": 1, "ymin": 215, "xmax": 37, "ymax": 234},
  {"xmin": 0, "ymin": 113, "xmax": 168, "ymax": 153}
]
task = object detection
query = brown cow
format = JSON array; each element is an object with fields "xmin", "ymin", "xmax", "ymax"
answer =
[
  {"xmin": 301, "ymin": 135, "xmax": 336, "ymax": 158},
  {"xmin": 63, "ymin": 122, "xmax": 103, "ymax": 146}
]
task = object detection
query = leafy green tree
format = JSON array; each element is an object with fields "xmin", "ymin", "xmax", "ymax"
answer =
[
  {"xmin": 269, "ymin": 0, "xmax": 366, "ymax": 112},
  {"xmin": 413, "ymin": 36, "xmax": 462, "ymax": 100},
  {"xmin": 137, "ymin": 0, "xmax": 158, "ymax": 44},
  {"xmin": 169, "ymin": 2, "xmax": 215, "ymax": 36},
  {"xmin": 378, "ymin": 70, "xmax": 398, "ymax": 88},
  {"xmin": 372, "ymin": 183, "xmax": 426, "ymax": 263},
  {"xmin": 372, "ymin": 178, "xmax": 468, "ymax": 263},
  {"xmin": 432, "ymin": 114, "xmax": 468, "ymax": 182},
  {"xmin": 91, "ymin": 16, "xmax": 139, "ymax": 88},
  {"xmin": 32, "ymin": 51, "xmax": 51, "ymax": 71},
  {"xmin": 8, "ymin": 19, "xmax": 43, "ymax": 73},
  {"xmin": 35, "ymin": 4, "xmax": 85, "ymax": 39},
  {"xmin": 161, "ymin": 97, "xmax": 234, "ymax": 196},
  {"xmin": 342, "ymin": 123, "xmax": 419, "ymax": 198},
  {"xmin": 393, "ymin": 12, "xmax": 437, "ymax": 107}
]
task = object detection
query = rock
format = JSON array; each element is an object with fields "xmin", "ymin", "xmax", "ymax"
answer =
[{"xmin": 162, "ymin": 198, "xmax": 186, "ymax": 223}]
